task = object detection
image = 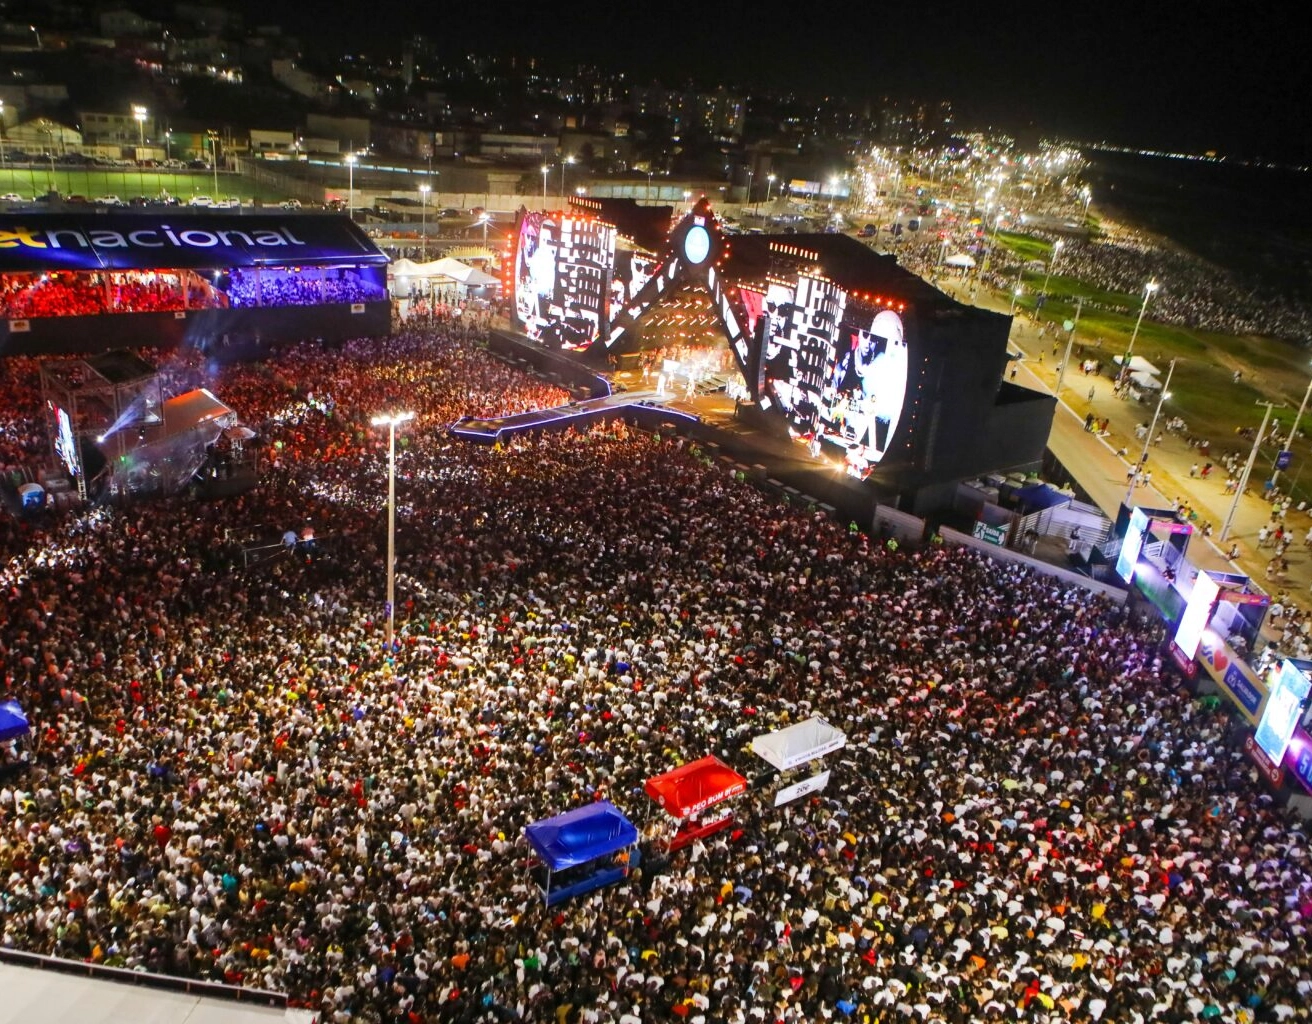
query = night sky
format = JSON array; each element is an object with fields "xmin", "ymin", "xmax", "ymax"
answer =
[{"xmin": 249, "ymin": 0, "xmax": 1309, "ymax": 163}]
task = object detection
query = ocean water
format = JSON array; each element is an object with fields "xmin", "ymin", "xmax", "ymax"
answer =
[{"xmin": 1085, "ymin": 151, "xmax": 1312, "ymax": 305}]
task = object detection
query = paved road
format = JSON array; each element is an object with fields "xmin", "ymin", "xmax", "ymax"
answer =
[{"xmin": 948, "ymin": 279, "xmax": 1308, "ymax": 606}]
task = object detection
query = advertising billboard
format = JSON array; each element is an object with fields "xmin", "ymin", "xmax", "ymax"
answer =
[
  {"xmin": 1116, "ymin": 507, "xmax": 1149, "ymax": 583},
  {"xmin": 48, "ymin": 400, "xmax": 80, "ymax": 479},
  {"xmin": 1174, "ymin": 571, "xmax": 1220, "ymax": 661},
  {"xmin": 758, "ymin": 274, "xmax": 909, "ymax": 479},
  {"xmin": 513, "ymin": 212, "xmax": 616, "ymax": 350},
  {"xmin": 1256, "ymin": 660, "xmax": 1312, "ymax": 767}
]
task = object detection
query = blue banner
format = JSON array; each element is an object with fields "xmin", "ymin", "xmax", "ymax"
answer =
[{"xmin": 0, "ymin": 213, "xmax": 388, "ymax": 273}]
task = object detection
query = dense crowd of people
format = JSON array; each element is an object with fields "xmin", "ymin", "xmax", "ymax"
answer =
[
  {"xmin": 0, "ymin": 268, "xmax": 387, "ymax": 319},
  {"xmin": 886, "ymin": 209, "xmax": 1310, "ymax": 343},
  {"xmin": 2, "ymin": 327, "xmax": 1312, "ymax": 1024},
  {"xmin": 224, "ymin": 270, "xmax": 387, "ymax": 309}
]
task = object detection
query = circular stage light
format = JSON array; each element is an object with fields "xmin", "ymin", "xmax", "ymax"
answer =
[{"xmin": 683, "ymin": 225, "xmax": 711, "ymax": 265}]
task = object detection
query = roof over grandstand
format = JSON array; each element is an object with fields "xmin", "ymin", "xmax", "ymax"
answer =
[{"xmin": 0, "ymin": 213, "xmax": 388, "ymax": 273}]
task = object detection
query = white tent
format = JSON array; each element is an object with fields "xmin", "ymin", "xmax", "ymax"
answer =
[
  {"xmin": 1130, "ymin": 370, "xmax": 1162, "ymax": 391},
  {"xmin": 1112, "ymin": 355, "xmax": 1161, "ymax": 376},
  {"xmin": 945, "ymin": 253, "xmax": 976, "ymax": 268},
  {"xmin": 750, "ymin": 716, "xmax": 847, "ymax": 772}
]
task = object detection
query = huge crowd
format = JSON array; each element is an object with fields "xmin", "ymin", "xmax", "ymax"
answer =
[
  {"xmin": 0, "ymin": 268, "xmax": 385, "ymax": 319},
  {"xmin": 889, "ymin": 213, "xmax": 1310, "ymax": 343},
  {"xmin": 2, "ymin": 326, "xmax": 1312, "ymax": 1024}
]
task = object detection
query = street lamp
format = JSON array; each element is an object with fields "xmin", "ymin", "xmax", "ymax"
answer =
[
  {"xmin": 682, "ymin": 189, "xmax": 692, "ymax": 211},
  {"xmin": 478, "ymin": 210, "xmax": 490, "ymax": 248},
  {"xmin": 1123, "ymin": 279, "xmax": 1159, "ymax": 366},
  {"xmin": 1273, "ymin": 362, "xmax": 1312, "ymax": 487},
  {"xmin": 1054, "ymin": 297, "xmax": 1084, "ymax": 400},
  {"xmin": 345, "ymin": 152, "xmax": 356, "ymax": 220},
  {"xmin": 132, "ymin": 104, "xmax": 148, "ymax": 149},
  {"xmin": 1125, "ymin": 358, "xmax": 1175, "ymax": 506},
  {"xmin": 418, "ymin": 183, "xmax": 430, "ymax": 260},
  {"xmin": 370, "ymin": 410, "xmax": 415, "ymax": 649},
  {"xmin": 1040, "ymin": 238, "xmax": 1063, "ymax": 303},
  {"xmin": 1008, "ymin": 263, "xmax": 1025, "ymax": 316},
  {"xmin": 0, "ymin": 99, "xmax": 6, "ymax": 169},
  {"xmin": 1222, "ymin": 402, "xmax": 1278, "ymax": 543},
  {"xmin": 541, "ymin": 164, "xmax": 549, "ymax": 206},
  {"xmin": 746, "ymin": 167, "xmax": 754, "ymax": 207},
  {"xmin": 765, "ymin": 173, "xmax": 776, "ymax": 206},
  {"xmin": 559, "ymin": 154, "xmax": 574, "ymax": 203},
  {"xmin": 1081, "ymin": 186, "xmax": 1092, "ymax": 220},
  {"xmin": 207, "ymin": 130, "xmax": 219, "ymax": 199}
]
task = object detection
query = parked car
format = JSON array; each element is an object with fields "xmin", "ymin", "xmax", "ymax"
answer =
[
  {"xmin": 161, "ymin": 158, "xmax": 185, "ymax": 169},
  {"xmin": 857, "ymin": 224, "xmax": 877, "ymax": 238},
  {"xmin": 439, "ymin": 207, "xmax": 459, "ymax": 218},
  {"xmin": 188, "ymin": 159, "xmax": 211, "ymax": 170},
  {"xmin": 212, "ymin": 197, "xmax": 241, "ymax": 209},
  {"xmin": 0, "ymin": 193, "xmax": 24, "ymax": 203},
  {"xmin": 280, "ymin": 199, "xmax": 302, "ymax": 210},
  {"xmin": 93, "ymin": 195, "xmax": 125, "ymax": 206},
  {"xmin": 188, "ymin": 195, "xmax": 213, "ymax": 207}
]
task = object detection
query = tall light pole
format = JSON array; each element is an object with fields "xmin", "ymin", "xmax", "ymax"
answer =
[
  {"xmin": 1125, "ymin": 358, "xmax": 1175, "ymax": 505},
  {"xmin": 371, "ymin": 410, "xmax": 415, "ymax": 649},
  {"xmin": 1273, "ymin": 364, "xmax": 1312, "ymax": 487},
  {"xmin": 559, "ymin": 154, "xmax": 574, "ymax": 203},
  {"xmin": 765, "ymin": 173, "xmax": 776, "ymax": 207},
  {"xmin": 541, "ymin": 164, "xmax": 549, "ymax": 206},
  {"xmin": 478, "ymin": 210, "xmax": 490, "ymax": 248},
  {"xmin": 1040, "ymin": 238, "xmax": 1063, "ymax": 305},
  {"xmin": 0, "ymin": 99, "xmax": 7, "ymax": 169},
  {"xmin": 1222, "ymin": 401, "xmax": 1278, "ymax": 543},
  {"xmin": 345, "ymin": 152, "xmax": 356, "ymax": 220},
  {"xmin": 745, "ymin": 167, "xmax": 754, "ymax": 208},
  {"xmin": 1008, "ymin": 264, "xmax": 1025, "ymax": 316},
  {"xmin": 132, "ymin": 104, "xmax": 147, "ymax": 149},
  {"xmin": 207, "ymin": 130, "xmax": 219, "ymax": 198},
  {"xmin": 1123, "ymin": 279, "xmax": 1159, "ymax": 367},
  {"xmin": 418, "ymin": 183, "xmax": 430, "ymax": 260},
  {"xmin": 1081, "ymin": 186, "xmax": 1092, "ymax": 221},
  {"xmin": 1054, "ymin": 296, "xmax": 1084, "ymax": 400}
]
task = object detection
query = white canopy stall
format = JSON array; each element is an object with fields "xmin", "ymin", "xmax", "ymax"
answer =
[{"xmin": 750, "ymin": 716, "xmax": 847, "ymax": 806}]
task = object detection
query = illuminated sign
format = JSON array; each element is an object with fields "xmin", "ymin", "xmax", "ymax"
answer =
[
  {"xmin": 1116, "ymin": 507, "xmax": 1148, "ymax": 583},
  {"xmin": 683, "ymin": 224, "xmax": 711, "ymax": 265},
  {"xmin": 0, "ymin": 214, "xmax": 386, "ymax": 272},
  {"xmin": 48, "ymin": 400, "xmax": 79, "ymax": 478},
  {"xmin": 1198, "ymin": 628, "xmax": 1266, "ymax": 723},
  {"xmin": 1256, "ymin": 660, "xmax": 1311, "ymax": 766},
  {"xmin": 1174, "ymin": 572, "xmax": 1220, "ymax": 660}
]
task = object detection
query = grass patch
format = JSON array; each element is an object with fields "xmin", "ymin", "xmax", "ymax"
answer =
[{"xmin": 998, "ymin": 231, "xmax": 1053, "ymax": 263}]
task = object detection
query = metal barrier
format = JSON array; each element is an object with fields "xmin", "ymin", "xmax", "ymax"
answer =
[{"xmin": 0, "ymin": 947, "xmax": 287, "ymax": 1007}]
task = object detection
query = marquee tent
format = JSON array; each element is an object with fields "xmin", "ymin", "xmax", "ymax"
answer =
[
  {"xmin": 645, "ymin": 756, "xmax": 747, "ymax": 820},
  {"xmin": 525, "ymin": 801, "xmax": 638, "ymax": 870},
  {"xmin": 0, "ymin": 701, "xmax": 29, "ymax": 742},
  {"xmin": 750, "ymin": 717, "xmax": 846, "ymax": 772},
  {"xmin": 1112, "ymin": 355, "xmax": 1162, "ymax": 377},
  {"xmin": 945, "ymin": 253, "xmax": 976, "ymax": 268},
  {"xmin": 524, "ymin": 801, "xmax": 638, "ymax": 905}
]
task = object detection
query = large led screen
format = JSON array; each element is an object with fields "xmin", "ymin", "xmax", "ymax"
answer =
[
  {"xmin": 1174, "ymin": 572, "xmax": 1220, "ymax": 661},
  {"xmin": 759, "ymin": 276, "xmax": 909, "ymax": 478},
  {"xmin": 48, "ymin": 400, "xmax": 80, "ymax": 479},
  {"xmin": 611, "ymin": 248, "xmax": 658, "ymax": 307},
  {"xmin": 513, "ymin": 212, "xmax": 616, "ymax": 350},
  {"xmin": 1257, "ymin": 660, "xmax": 1311, "ymax": 767},
  {"xmin": 1116, "ymin": 507, "xmax": 1149, "ymax": 583}
]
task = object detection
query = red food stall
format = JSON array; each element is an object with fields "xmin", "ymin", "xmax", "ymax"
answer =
[{"xmin": 643, "ymin": 755, "xmax": 748, "ymax": 852}]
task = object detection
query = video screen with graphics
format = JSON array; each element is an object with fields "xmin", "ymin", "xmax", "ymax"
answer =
[
  {"xmin": 759, "ymin": 275, "xmax": 910, "ymax": 478},
  {"xmin": 611, "ymin": 248, "xmax": 658, "ymax": 307},
  {"xmin": 48, "ymin": 400, "xmax": 80, "ymax": 478},
  {"xmin": 513, "ymin": 212, "xmax": 616, "ymax": 350}
]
